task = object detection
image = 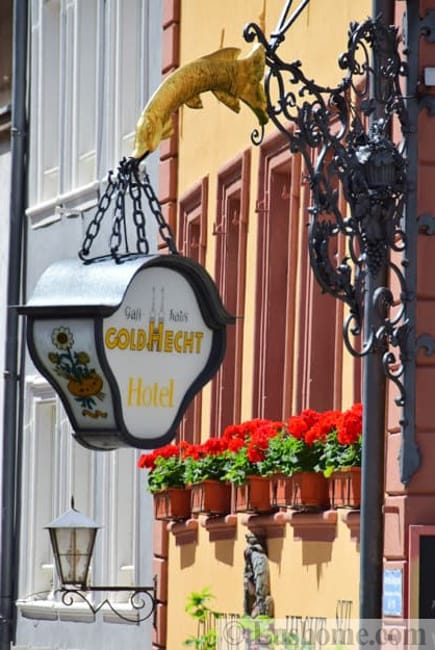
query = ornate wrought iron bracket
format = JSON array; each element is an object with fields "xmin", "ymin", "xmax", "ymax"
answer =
[
  {"xmin": 57, "ymin": 580, "xmax": 157, "ymax": 624},
  {"xmin": 244, "ymin": 13, "xmax": 417, "ymax": 481}
]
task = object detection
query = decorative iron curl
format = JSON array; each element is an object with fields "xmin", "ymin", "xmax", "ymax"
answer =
[
  {"xmin": 244, "ymin": 13, "xmax": 410, "ymax": 375},
  {"xmin": 244, "ymin": 10, "xmax": 418, "ymax": 484},
  {"xmin": 58, "ymin": 585, "xmax": 156, "ymax": 624}
]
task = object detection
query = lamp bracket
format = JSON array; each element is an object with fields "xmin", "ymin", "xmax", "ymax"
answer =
[{"xmin": 57, "ymin": 580, "xmax": 157, "ymax": 624}]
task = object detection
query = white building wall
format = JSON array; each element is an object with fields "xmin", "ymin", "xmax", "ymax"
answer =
[
  {"xmin": 14, "ymin": 2, "xmax": 162, "ymax": 649},
  {"xmin": 0, "ymin": 0, "xmax": 13, "ymax": 547},
  {"xmin": 0, "ymin": 129, "xmax": 11, "ymax": 545}
]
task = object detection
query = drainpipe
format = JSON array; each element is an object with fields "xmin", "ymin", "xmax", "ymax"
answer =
[
  {"xmin": 358, "ymin": 0, "xmax": 395, "ymax": 626},
  {"xmin": 0, "ymin": 0, "xmax": 28, "ymax": 648}
]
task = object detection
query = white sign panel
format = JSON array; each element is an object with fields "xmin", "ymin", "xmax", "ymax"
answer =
[{"xmin": 103, "ymin": 267, "xmax": 213, "ymax": 441}]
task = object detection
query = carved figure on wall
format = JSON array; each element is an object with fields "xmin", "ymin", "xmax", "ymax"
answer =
[{"xmin": 243, "ymin": 533, "xmax": 274, "ymax": 617}]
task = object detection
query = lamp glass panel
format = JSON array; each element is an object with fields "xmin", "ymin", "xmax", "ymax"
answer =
[{"xmin": 52, "ymin": 527, "xmax": 96, "ymax": 586}]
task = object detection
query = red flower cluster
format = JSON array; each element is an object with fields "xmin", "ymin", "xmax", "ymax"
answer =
[
  {"xmin": 336, "ymin": 403, "xmax": 362, "ymax": 444},
  {"xmin": 137, "ymin": 437, "xmax": 230, "ymax": 470},
  {"xmin": 137, "ymin": 444, "xmax": 180, "ymax": 471},
  {"xmin": 222, "ymin": 418, "xmax": 278, "ymax": 442},
  {"xmin": 137, "ymin": 406, "xmax": 362, "ymax": 476},
  {"xmin": 220, "ymin": 419, "xmax": 284, "ymax": 462},
  {"xmin": 287, "ymin": 409, "xmax": 343, "ymax": 445},
  {"xmin": 182, "ymin": 438, "xmax": 228, "ymax": 460},
  {"xmin": 305, "ymin": 410, "xmax": 340, "ymax": 445}
]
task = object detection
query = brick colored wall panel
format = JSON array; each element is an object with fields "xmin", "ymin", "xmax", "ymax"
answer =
[
  {"xmin": 387, "ymin": 431, "xmax": 435, "ymax": 495},
  {"xmin": 162, "ymin": 23, "xmax": 180, "ymax": 72},
  {"xmin": 163, "ymin": 0, "xmax": 180, "ymax": 28},
  {"xmin": 153, "ymin": 556, "xmax": 168, "ymax": 602},
  {"xmin": 418, "ymin": 111, "xmax": 435, "ymax": 163},
  {"xmin": 152, "ymin": 603, "xmax": 168, "ymax": 647},
  {"xmin": 159, "ymin": 157, "xmax": 178, "ymax": 204},
  {"xmin": 415, "ymin": 366, "xmax": 435, "ymax": 430},
  {"xmin": 416, "ymin": 235, "xmax": 435, "ymax": 299},
  {"xmin": 417, "ymin": 163, "xmax": 435, "ymax": 216},
  {"xmin": 153, "ymin": 519, "xmax": 169, "ymax": 559},
  {"xmin": 384, "ymin": 494, "xmax": 435, "ymax": 559},
  {"xmin": 416, "ymin": 300, "xmax": 435, "ymax": 346},
  {"xmin": 385, "ymin": 432, "xmax": 405, "ymax": 495}
]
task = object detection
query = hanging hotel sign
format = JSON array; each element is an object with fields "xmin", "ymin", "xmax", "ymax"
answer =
[{"xmin": 19, "ymin": 255, "xmax": 234, "ymax": 450}]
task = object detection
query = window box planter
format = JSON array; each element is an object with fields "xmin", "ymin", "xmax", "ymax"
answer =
[
  {"xmin": 269, "ymin": 474, "xmax": 293, "ymax": 508},
  {"xmin": 154, "ymin": 487, "xmax": 191, "ymax": 521},
  {"xmin": 232, "ymin": 476, "xmax": 274, "ymax": 514},
  {"xmin": 291, "ymin": 471, "xmax": 329, "ymax": 510},
  {"xmin": 329, "ymin": 467, "xmax": 361, "ymax": 509},
  {"xmin": 190, "ymin": 480, "xmax": 232, "ymax": 516}
]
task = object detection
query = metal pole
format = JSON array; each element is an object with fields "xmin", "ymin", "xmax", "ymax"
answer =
[
  {"xmin": 0, "ymin": 1, "xmax": 28, "ymax": 648},
  {"xmin": 358, "ymin": 0, "xmax": 395, "ymax": 628},
  {"xmin": 360, "ymin": 276, "xmax": 387, "ymax": 621}
]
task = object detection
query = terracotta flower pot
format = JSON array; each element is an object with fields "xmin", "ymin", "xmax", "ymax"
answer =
[
  {"xmin": 270, "ymin": 474, "xmax": 293, "ymax": 508},
  {"xmin": 154, "ymin": 487, "xmax": 191, "ymax": 521},
  {"xmin": 291, "ymin": 471, "xmax": 330, "ymax": 510},
  {"xmin": 232, "ymin": 475, "xmax": 273, "ymax": 513},
  {"xmin": 329, "ymin": 467, "xmax": 361, "ymax": 508},
  {"xmin": 190, "ymin": 480, "xmax": 231, "ymax": 515}
]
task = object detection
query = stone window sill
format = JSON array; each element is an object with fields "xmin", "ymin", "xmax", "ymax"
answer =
[
  {"xmin": 167, "ymin": 518, "xmax": 198, "ymax": 545},
  {"xmin": 166, "ymin": 509, "xmax": 360, "ymax": 545}
]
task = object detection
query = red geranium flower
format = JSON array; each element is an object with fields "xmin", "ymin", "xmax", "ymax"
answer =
[
  {"xmin": 137, "ymin": 451, "xmax": 157, "ymax": 470},
  {"xmin": 227, "ymin": 437, "xmax": 245, "ymax": 452},
  {"xmin": 336, "ymin": 404, "xmax": 362, "ymax": 445},
  {"xmin": 287, "ymin": 415, "xmax": 308, "ymax": 439}
]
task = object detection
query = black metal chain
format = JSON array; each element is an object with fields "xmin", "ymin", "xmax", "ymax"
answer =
[
  {"xmin": 139, "ymin": 168, "xmax": 178, "ymax": 255},
  {"xmin": 129, "ymin": 164, "xmax": 149, "ymax": 255},
  {"xmin": 79, "ymin": 169, "xmax": 118, "ymax": 261},
  {"xmin": 110, "ymin": 161, "xmax": 129, "ymax": 257},
  {"xmin": 79, "ymin": 157, "xmax": 178, "ymax": 262}
]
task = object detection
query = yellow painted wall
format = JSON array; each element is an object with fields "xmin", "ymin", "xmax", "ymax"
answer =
[
  {"xmin": 165, "ymin": 2, "xmax": 370, "ymax": 647},
  {"xmin": 176, "ymin": 0, "xmax": 370, "ymax": 424},
  {"xmin": 167, "ymin": 515, "xmax": 360, "ymax": 649},
  {"xmin": 178, "ymin": 0, "xmax": 371, "ymax": 192}
]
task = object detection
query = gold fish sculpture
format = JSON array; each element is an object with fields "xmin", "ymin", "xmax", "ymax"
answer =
[{"xmin": 131, "ymin": 44, "xmax": 268, "ymax": 160}]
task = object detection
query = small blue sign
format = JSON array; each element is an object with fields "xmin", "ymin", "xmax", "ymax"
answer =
[{"xmin": 382, "ymin": 568, "xmax": 403, "ymax": 617}]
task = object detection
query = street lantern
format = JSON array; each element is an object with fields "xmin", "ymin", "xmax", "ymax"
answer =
[
  {"xmin": 46, "ymin": 501, "xmax": 99, "ymax": 588},
  {"xmin": 45, "ymin": 501, "xmax": 156, "ymax": 622},
  {"xmin": 19, "ymin": 253, "xmax": 233, "ymax": 451}
]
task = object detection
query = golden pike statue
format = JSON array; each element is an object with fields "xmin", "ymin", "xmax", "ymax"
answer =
[{"xmin": 131, "ymin": 44, "xmax": 268, "ymax": 160}]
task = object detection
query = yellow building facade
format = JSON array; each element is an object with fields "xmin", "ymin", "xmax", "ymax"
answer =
[{"xmin": 154, "ymin": 1, "xmax": 371, "ymax": 648}]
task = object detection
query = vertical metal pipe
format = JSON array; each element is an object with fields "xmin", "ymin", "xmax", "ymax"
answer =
[
  {"xmin": 360, "ymin": 279, "xmax": 387, "ymax": 621},
  {"xmin": 358, "ymin": 0, "xmax": 395, "ymax": 629},
  {"xmin": 0, "ymin": 0, "xmax": 28, "ymax": 648}
]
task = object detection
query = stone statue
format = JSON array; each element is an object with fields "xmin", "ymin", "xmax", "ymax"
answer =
[{"xmin": 243, "ymin": 533, "xmax": 274, "ymax": 617}]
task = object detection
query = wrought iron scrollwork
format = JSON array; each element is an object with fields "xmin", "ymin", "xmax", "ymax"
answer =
[
  {"xmin": 244, "ymin": 12, "xmax": 411, "ymax": 407},
  {"xmin": 58, "ymin": 583, "xmax": 157, "ymax": 624}
]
